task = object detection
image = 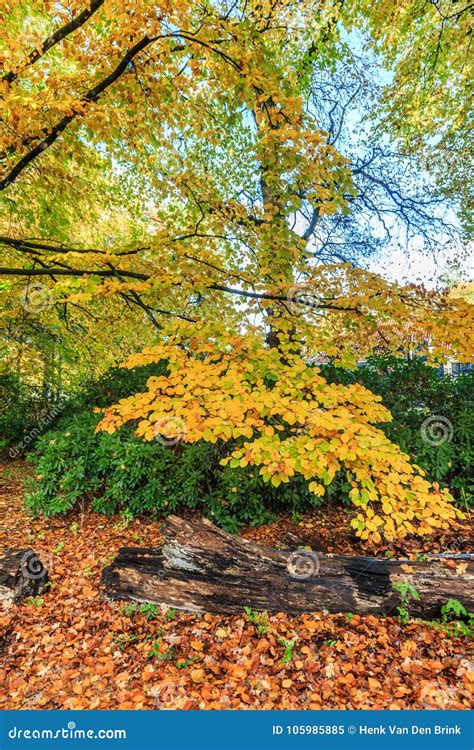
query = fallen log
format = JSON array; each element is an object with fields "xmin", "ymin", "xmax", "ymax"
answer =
[
  {"xmin": 101, "ymin": 516, "xmax": 474, "ymax": 618},
  {"xmin": 0, "ymin": 549, "xmax": 49, "ymax": 605}
]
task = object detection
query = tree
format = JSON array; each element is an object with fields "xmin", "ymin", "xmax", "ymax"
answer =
[
  {"xmin": 1, "ymin": 0, "xmax": 473, "ymax": 542},
  {"xmin": 344, "ymin": 0, "xmax": 473, "ymax": 238}
]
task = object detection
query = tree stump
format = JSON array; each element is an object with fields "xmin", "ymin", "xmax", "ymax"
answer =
[
  {"xmin": 0, "ymin": 549, "xmax": 49, "ymax": 606},
  {"xmin": 101, "ymin": 516, "xmax": 474, "ymax": 618}
]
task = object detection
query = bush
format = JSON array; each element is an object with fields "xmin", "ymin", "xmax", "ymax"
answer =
[
  {"xmin": 24, "ymin": 355, "xmax": 474, "ymax": 527},
  {"xmin": 321, "ymin": 355, "xmax": 474, "ymax": 508},
  {"xmin": 1, "ymin": 361, "xmax": 168, "ymax": 457},
  {"xmin": 60, "ymin": 360, "xmax": 169, "ymax": 415},
  {"xmin": 25, "ymin": 411, "xmax": 325, "ymax": 530},
  {"xmin": 0, "ymin": 370, "xmax": 63, "ymax": 456}
]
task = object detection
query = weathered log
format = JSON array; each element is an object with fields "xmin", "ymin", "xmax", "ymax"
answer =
[
  {"xmin": 101, "ymin": 516, "xmax": 474, "ymax": 618},
  {"xmin": 0, "ymin": 549, "xmax": 49, "ymax": 605}
]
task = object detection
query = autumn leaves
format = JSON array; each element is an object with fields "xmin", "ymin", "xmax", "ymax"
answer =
[{"xmin": 97, "ymin": 332, "xmax": 461, "ymax": 543}]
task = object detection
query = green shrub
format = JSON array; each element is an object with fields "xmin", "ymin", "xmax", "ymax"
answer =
[
  {"xmin": 1, "ymin": 361, "xmax": 168, "ymax": 457},
  {"xmin": 24, "ymin": 354, "xmax": 474, "ymax": 526},
  {"xmin": 59, "ymin": 360, "xmax": 169, "ymax": 415},
  {"xmin": 0, "ymin": 370, "xmax": 62, "ymax": 456},
  {"xmin": 24, "ymin": 412, "xmax": 325, "ymax": 528},
  {"xmin": 321, "ymin": 355, "xmax": 474, "ymax": 508}
]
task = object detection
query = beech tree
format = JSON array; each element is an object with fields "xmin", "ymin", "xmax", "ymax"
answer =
[{"xmin": 1, "ymin": 0, "xmax": 473, "ymax": 543}]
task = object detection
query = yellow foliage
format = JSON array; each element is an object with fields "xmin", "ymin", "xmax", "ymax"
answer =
[{"xmin": 97, "ymin": 327, "xmax": 463, "ymax": 542}]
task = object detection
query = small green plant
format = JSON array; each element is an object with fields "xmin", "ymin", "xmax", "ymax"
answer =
[
  {"xmin": 244, "ymin": 606, "xmax": 269, "ymax": 635},
  {"xmin": 291, "ymin": 511, "xmax": 303, "ymax": 524},
  {"xmin": 140, "ymin": 603, "xmax": 159, "ymax": 621},
  {"xmin": 156, "ymin": 648, "xmax": 174, "ymax": 661},
  {"xmin": 344, "ymin": 612, "xmax": 354, "ymax": 623},
  {"xmin": 439, "ymin": 597, "xmax": 473, "ymax": 635},
  {"xmin": 324, "ymin": 639, "xmax": 337, "ymax": 647},
  {"xmin": 114, "ymin": 509, "xmax": 134, "ymax": 530},
  {"xmin": 393, "ymin": 580, "xmax": 420, "ymax": 603},
  {"xmin": 441, "ymin": 598, "xmax": 467, "ymax": 622},
  {"xmin": 397, "ymin": 607, "xmax": 410, "ymax": 625},
  {"xmin": 120, "ymin": 603, "xmax": 138, "ymax": 617},
  {"xmin": 447, "ymin": 618, "xmax": 474, "ymax": 638},
  {"xmin": 164, "ymin": 608, "xmax": 176, "ymax": 621},
  {"xmin": 25, "ymin": 596, "xmax": 44, "ymax": 607},
  {"xmin": 392, "ymin": 579, "xmax": 420, "ymax": 623},
  {"xmin": 416, "ymin": 552, "xmax": 428, "ymax": 562},
  {"xmin": 420, "ymin": 600, "xmax": 474, "ymax": 638},
  {"xmin": 147, "ymin": 639, "xmax": 174, "ymax": 661},
  {"xmin": 112, "ymin": 632, "xmax": 141, "ymax": 651},
  {"xmin": 52, "ymin": 541, "xmax": 65, "ymax": 554},
  {"xmin": 279, "ymin": 637, "xmax": 296, "ymax": 664},
  {"xmin": 147, "ymin": 640, "xmax": 161, "ymax": 658},
  {"xmin": 69, "ymin": 521, "xmax": 79, "ymax": 535},
  {"xmin": 176, "ymin": 656, "xmax": 199, "ymax": 669}
]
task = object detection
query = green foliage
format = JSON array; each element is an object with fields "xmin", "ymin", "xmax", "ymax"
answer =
[
  {"xmin": 322, "ymin": 356, "xmax": 474, "ymax": 508},
  {"xmin": 418, "ymin": 599, "xmax": 474, "ymax": 638},
  {"xmin": 392, "ymin": 579, "xmax": 420, "ymax": 623},
  {"xmin": 23, "ymin": 354, "xmax": 474, "ymax": 526},
  {"xmin": 279, "ymin": 638, "xmax": 296, "ymax": 664},
  {"xmin": 25, "ymin": 411, "xmax": 325, "ymax": 528},
  {"xmin": 139, "ymin": 603, "xmax": 159, "ymax": 621},
  {"xmin": 61, "ymin": 360, "xmax": 169, "ymax": 415},
  {"xmin": 441, "ymin": 598, "xmax": 468, "ymax": 623},
  {"xmin": 25, "ymin": 596, "xmax": 44, "ymax": 607},
  {"xmin": 444, "ymin": 618, "xmax": 474, "ymax": 639},
  {"xmin": 147, "ymin": 639, "xmax": 174, "ymax": 661},
  {"xmin": 0, "ymin": 361, "xmax": 168, "ymax": 456},
  {"xmin": 392, "ymin": 580, "xmax": 420, "ymax": 605},
  {"xmin": 176, "ymin": 656, "xmax": 199, "ymax": 669},
  {"xmin": 244, "ymin": 607, "xmax": 269, "ymax": 636},
  {"xmin": 397, "ymin": 607, "xmax": 410, "ymax": 625},
  {"xmin": 0, "ymin": 369, "xmax": 60, "ymax": 455},
  {"xmin": 120, "ymin": 603, "xmax": 138, "ymax": 617}
]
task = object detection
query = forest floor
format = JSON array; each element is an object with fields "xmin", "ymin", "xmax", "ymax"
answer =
[{"xmin": 0, "ymin": 460, "xmax": 472, "ymax": 710}]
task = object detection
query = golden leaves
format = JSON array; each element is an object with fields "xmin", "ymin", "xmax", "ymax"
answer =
[{"xmin": 97, "ymin": 330, "xmax": 461, "ymax": 542}]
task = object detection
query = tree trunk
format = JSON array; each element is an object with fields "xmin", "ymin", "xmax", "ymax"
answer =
[
  {"xmin": 101, "ymin": 516, "xmax": 474, "ymax": 618},
  {"xmin": 0, "ymin": 549, "xmax": 49, "ymax": 605}
]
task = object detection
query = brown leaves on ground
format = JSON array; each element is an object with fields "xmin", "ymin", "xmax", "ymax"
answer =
[
  {"xmin": 0, "ymin": 461, "xmax": 472, "ymax": 710},
  {"xmin": 241, "ymin": 507, "xmax": 474, "ymax": 558}
]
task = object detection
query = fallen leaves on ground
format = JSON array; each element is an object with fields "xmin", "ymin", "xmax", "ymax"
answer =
[{"xmin": 0, "ymin": 461, "xmax": 472, "ymax": 710}]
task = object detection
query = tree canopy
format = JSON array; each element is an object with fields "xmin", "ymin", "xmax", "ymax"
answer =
[{"xmin": 1, "ymin": 0, "xmax": 473, "ymax": 542}]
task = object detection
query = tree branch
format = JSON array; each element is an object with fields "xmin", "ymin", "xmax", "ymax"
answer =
[
  {"xmin": 2, "ymin": 0, "xmax": 106, "ymax": 84},
  {"xmin": 0, "ymin": 265, "xmax": 362, "ymax": 312}
]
